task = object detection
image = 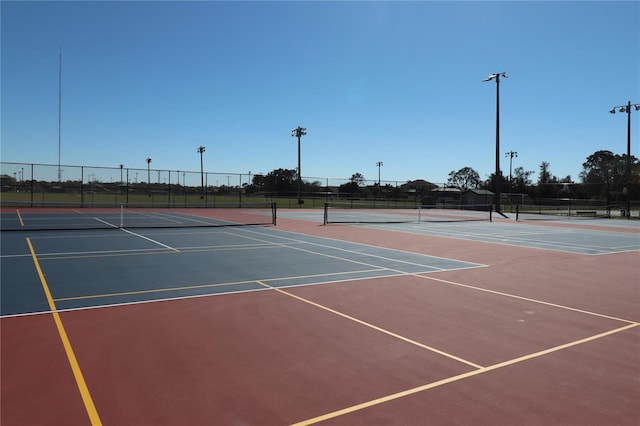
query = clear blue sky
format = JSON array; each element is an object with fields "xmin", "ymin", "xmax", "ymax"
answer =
[{"xmin": 2, "ymin": 1, "xmax": 639, "ymax": 187}]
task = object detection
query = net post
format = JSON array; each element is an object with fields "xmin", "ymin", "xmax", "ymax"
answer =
[
  {"xmin": 323, "ymin": 202, "xmax": 329, "ymax": 225},
  {"xmin": 418, "ymin": 204, "xmax": 421, "ymax": 223},
  {"xmin": 272, "ymin": 202, "xmax": 277, "ymax": 226},
  {"xmin": 489, "ymin": 204, "xmax": 493, "ymax": 222},
  {"xmin": 516, "ymin": 204, "xmax": 519, "ymax": 221},
  {"xmin": 120, "ymin": 204, "xmax": 124, "ymax": 228}
]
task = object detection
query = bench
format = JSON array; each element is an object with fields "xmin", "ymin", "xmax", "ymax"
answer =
[{"xmin": 576, "ymin": 211, "xmax": 597, "ymax": 217}]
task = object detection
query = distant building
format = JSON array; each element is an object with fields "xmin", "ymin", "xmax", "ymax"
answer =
[
  {"xmin": 462, "ymin": 188, "xmax": 494, "ymax": 206},
  {"xmin": 0, "ymin": 174, "xmax": 14, "ymax": 192},
  {"xmin": 423, "ymin": 186, "xmax": 462, "ymax": 206},
  {"xmin": 401, "ymin": 179, "xmax": 438, "ymax": 201}
]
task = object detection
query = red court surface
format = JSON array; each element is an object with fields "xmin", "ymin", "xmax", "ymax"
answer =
[{"xmin": 1, "ymin": 210, "xmax": 639, "ymax": 425}]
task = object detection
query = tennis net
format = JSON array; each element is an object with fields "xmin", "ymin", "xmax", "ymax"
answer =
[
  {"xmin": 323, "ymin": 202, "xmax": 493, "ymax": 225},
  {"xmin": 0, "ymin": 202, "xmax": 276, "ymax": 231},
  {"xmin": 513, "ymin": 204, "xmax": 618, "ymax": 220}
]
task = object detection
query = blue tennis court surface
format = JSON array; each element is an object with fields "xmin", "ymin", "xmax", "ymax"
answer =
[
  {"xmin": 0, "ymin": 226, "xmax": 485, "ymax": 316},
  {"xmin": 278, "ymin": 210, "xmax": 640, "ymax": 255},
  {"xmin": 386, "ymin": 221, "xmax": 640, "ymax": 255}
]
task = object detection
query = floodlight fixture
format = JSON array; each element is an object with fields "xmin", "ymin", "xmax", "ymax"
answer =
[
  {"xmin": 483, "ymin": 72, "xmax": 508, "ymax": 82},
  {"xmin": 292, "ymin": 126, "xmax": 307, "ymax": 138}
]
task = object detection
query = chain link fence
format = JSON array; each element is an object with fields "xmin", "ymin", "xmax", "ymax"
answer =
[{"xmin": 1, "ymin": 162, "xmax": 638, "ymax": 217}]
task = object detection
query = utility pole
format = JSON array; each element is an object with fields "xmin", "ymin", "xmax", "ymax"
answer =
[
  {"xmin": 505, "ymin": 151, "xmax": 518, "ymax": 211},
  {"xmin": 376, "ymin": 161, "xmax": 383, "ymax": 200},
  {"xmin": 198, "ymin": 146, "xmax": 206, "ymax": 199},
  {"xmin": 146, "ymin": 158, "xmax": 152, "ymax": 196},
  {"xmin": 291, "ymin": 126, "xmax": 307, "ymax": 206}
]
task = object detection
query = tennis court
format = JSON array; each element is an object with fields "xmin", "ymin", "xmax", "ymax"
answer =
[{"xmin": 1, "ymin": 207, "xmax": 639, "ymax": 425}]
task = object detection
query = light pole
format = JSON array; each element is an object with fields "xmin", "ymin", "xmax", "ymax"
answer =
[
  {"xmin": 291, "ymin": 126, "xmax": 307, "ymax": 206},
  {"xmin": 376, "ymin": 161, "xmax": 383, "ymax": 199},
  {"xmin": 146, "ymin": 158, "xmax": 152, "ymax": 196},
  {"xmin": 609, "ymin": 101, "xmax": 639, "ymax": 218},
  {"xmin": 483, "ymin": 72, "xmax": 508, "ymax": 214},
  {"xmin": 505, "ymin": 151, "xmax": 518, "ymax": 211},
  {"xmin": 58, "ymin": 48, "xmax": 62, "ymax": 183},
  {"xmin": 197, "ymin": 146, "xmax": 206, "ymax": 199}
]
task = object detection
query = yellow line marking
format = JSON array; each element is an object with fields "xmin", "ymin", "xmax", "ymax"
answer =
[
  {"xmin": 16, "ymin": 209, "xmax": 24, "ymax": 226},
  {"xmin": 37, "ymin": 243, "xmax": 281, "ymax": 261},
  {"xmin": 34, "ymin": 250, "xmax": 174, "ymax": 261},
  {"xmin": 54, "ymin": 269, "xmax": 385, "ymax": 303},
  {"xmin": 26, "ymin": 238, "xmax": 102, "ymax": 425},
  {"xmin": 256, "ymin": 281, "xmax": 483, "ymax": 369},
  {"xmin": 54, "ymin": 280, "xmax": 260, "ymax": 302},
  {"xmin": 290, "ymin": 322, "xmax": 639, "ymax": 425}
]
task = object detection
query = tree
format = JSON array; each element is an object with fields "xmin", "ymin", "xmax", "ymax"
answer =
[
  {"xmin": 350, "ymin": 173, "xmax": 366, "ymax": 186},
  {"xmin": 579, "ymin": 150, "xmax": 639, "ymax": 201},
  {"xmin": 263, "ymin": 168, "xmax": 297, "ymax": 194},
  {"xmin": 511, "ymin": 167, "xmax": 534, "ymax": 193},
  {"xmin": 579, "ymin": 150, "xmax": 624, "ymax": 184},
  {"xmin": 337, "ymin": 173, "xmax": 366, "ymax": 198},
  {"xmin": 537, "ymin": 161, "xmax": 560, "ymax": 198},
  {"xmin": 447, "ymin": 167, "xmax": 480, "ymax": 190},
  {"xmin": 538, "ymin": 161, "xmax": 555, "ymax": 184},
  {"xmin": 252, "ymin": 174, "xmax": 266, "ymax": 191},
  {"xmin": 339, "ymin": 181, "xmax": 360, "ymax": 197},
  {"xmin": 483, "ymin": 172, "xmax": 504, "ymax": 193}
]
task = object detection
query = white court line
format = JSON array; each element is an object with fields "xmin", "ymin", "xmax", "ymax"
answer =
[
  {"xmin": 93, "ymin": 217, "xmax": 119, "ymax": 228},
  {"xmin": 93, "ymin": 216, "xmax": 179, "ymax": 252},
  {"xmin": 119, "ymin": 228, "xmax": 179, "ymax": 252},
  {"xmin": 234, "ymin": 227, "xmax": 487, "ymax": 271}
]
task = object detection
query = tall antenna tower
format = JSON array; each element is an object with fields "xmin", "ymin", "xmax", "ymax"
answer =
[{"xmin": 58, "ymin": 48, "xmax": 62, "ymax": 182}]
